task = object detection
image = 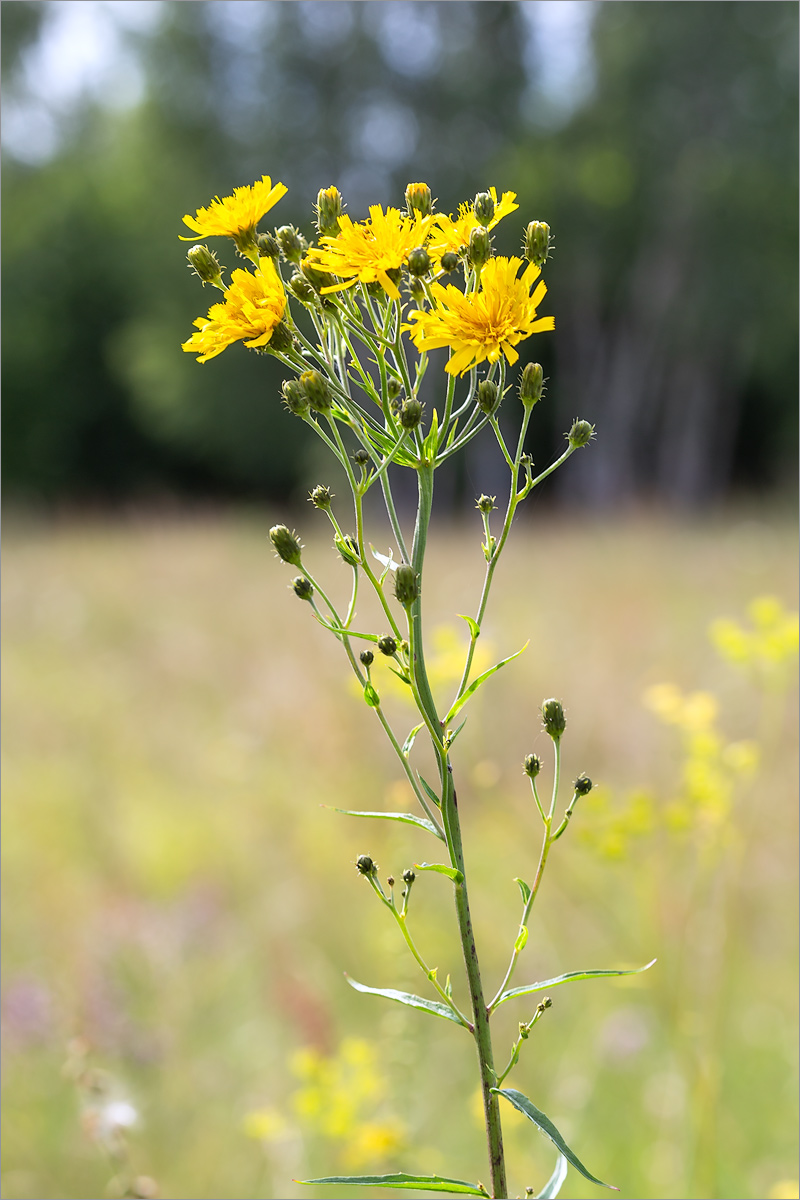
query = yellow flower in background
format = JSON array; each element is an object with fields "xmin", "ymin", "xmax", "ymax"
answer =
[
  {"xmin": 306, "ymin": 205, "xmax": 433, "ymax": 301},
  {"xmin": 243, "ymin": 1107, "xmax": 291, "ymax": 1142},
  {"xmin": 427, "ymin": 188, "xmax": 519, "ymax": 267},
  {"xmin": 710, "ymin": 595, "xmax": 799, "ymax": 685},
  {"xmin": 180, "ymin": 175, "xmax": 287, "ymax": 240},
  {"xmin": 182, "ymin": 257, "xmax": 286, "ymax": 362},
  {"xmin": 405, "ymin": 256, "xmax": 554, "ymax": 376}
]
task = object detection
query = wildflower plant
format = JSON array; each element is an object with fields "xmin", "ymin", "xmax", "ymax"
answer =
[{"xmin": 181, "ymin": 175, "xmax": 654, "ymax": 1199}]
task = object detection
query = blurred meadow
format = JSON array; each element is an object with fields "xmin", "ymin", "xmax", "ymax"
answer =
[{"xmin": 2, "ymin": 3, "xmax": 799, "ymax": 1200}]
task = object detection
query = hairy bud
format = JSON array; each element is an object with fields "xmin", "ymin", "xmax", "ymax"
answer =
[
  {"xmin": 407, "ymin": 246, "xmax": 431, "ymax": 277},
  {"xmin": 574, "ymin": 773, "xmax": 593, "ymax": 796},
  {"xmin": 309, "ymin": 484, "xmax": 332, "ymax": 509},
  {"xmin": 567, "ymin": 419, "xmax": 595, "ymax": 449},
  {"xmin": 256, "ymin": 231, "xmax": 280, "ymax": 259},
  {"xmin": 356, "ymin": 854, "xmax": 377, "ymax": 876},
  {"xmin": 393, "ymin": 564, "xmax": 419, "ymax": 607},
  {"xmin": 405, "ymin": 182, "xmax": 433, "ymax": 218},
  {"xmin": 439, "ymin": 250, "xmax": 460, "ymax": 273},
  {"xmin": 400, "ymin": 398, "xmax": 423, "ymax": 431},
  {"xmin": 519, "ymin": 363, "xmax": 544, "ymax": 408},
  {"xmin": 473, "ymin": 191, "xmax": 495, "ymax": 227},
  {"xmin": 523, "ymin": 753, "xmax": 542, "ymax": 779},
  {"xmin": 269, "ymin": 321, "xmax": 295, "ymax": 353},
  {"xmin": 300, "ymin": 369, "xmax": 332, "ymax": 413},
  {"xmin": 316, "ymin": 186, "xmax": 343, "ymax": 236},
  {"xmin": 477, "ymin": 380, "xmax": 500, "ymax": 415},
  {"xmin": 476, "ymin": 494, "xmax": 496, "ymax": 515},
  {"xmin": 402, "ymin": 868, "xmax": 416, "ymax": 884},
  {"xmin": 524, "ymin": 221, "xmax": 552, "ymax": 268},
  {"xmin": 187, "ymin": 244, "xmax": 224, "ymax": 288},
  {"xmin": 289, "ymin": 273, "xmax": 316, "ymax": 304},
  {"xmin": 282, "ymin": 379, "xmax": 310, "ymax": 417},
  {"xmin": 276, "ymin": 225, "xmax": 308, "ymax": 264},
  {"xmin": 541, "ymin": 698, "xmax": 566, "ymax": 740},
  {"xmin": 468, "ymin": 226, "xmax": 492, "ymax": 269},
  {"xmin": 353, "ymin": 448, "xmax": 370, "ymax": 467},
  {"xmin": 377, "ymin": 634, "xmax": 398, "ymax": 657},
  {"xmin": 360, "ymin": 650, "xmax": 374, "ymax": 668},
  {"xmin": 292, "ymin": 576, "xmax": 313, "ymax": 601},
  {"xmin": 270, "ymin": 524, "xmax": 302, "ymax": 566}
]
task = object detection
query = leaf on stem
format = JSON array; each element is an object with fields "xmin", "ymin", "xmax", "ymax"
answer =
[
  {"xmin": 494, "ymin": 959, "xmax": 657, "ymax": 1009},
  {"xmin": 514, "ymin": 925, "xmax": 529, "ymax": 953},
  {"xmin": 415, "ymin": 862, "xmax": 464, "ymax": 884},
  {"xmin": 371, "ymin": 545, "xmax": 399, "ymax": 571},
  {"xmin": 322, "ymin": 806, "xmax": 440, "ymax": 836},
  {"xmin": 402, "ymin": 723, "xmax": 424, "ymax": 756},
  {"xmin": 491, "ymin": 1089, "xmax": 618, "ymax": 1191},
  {"xmin": 422, "ymin": 408, "xmax": 439, "ymax": 459},
  {"xmin": 515, "ymin": 877, "xmax": 532, "ymax": 906},
  {"xmin": 296, "ymin": 1172, "xmax": 489, "ymax": 1196},
  {"xmin": 444, "ymin": 717, "xmax": 468, "ymax": 749},
  {"xmin": 532, "ymin": 1154, "xmax": 568, "ymax": 1199},
  {"xmin": 458, "ymin": 613, "xmax": 480, "ymax": 640},
  {"xmin": 418, "ymin": 775, "xmax": 442, "ymax": 808},
  {"xmin": 364, "ymin": 682, "xmax": 381, "ymax": 708},
  {"xmin": 444, "ymin": 641, "xmax": 529, "ymax": 724},
  {"xmin": 344, "ymin": 976, "xmax": 465, "ymax": 1026}
]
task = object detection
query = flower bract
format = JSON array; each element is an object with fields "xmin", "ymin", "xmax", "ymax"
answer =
[
  {"xmin": 181, "ymin": 175, "xmax": 288, "ymax": 241},
  {"xmin": 426, "ymin": 188, "xmax": 518, "ymax": 268},
  {"xmin": 182, "ymin": 257, "xmax": 287, "ymax": 362},
  {"xmin": 405, "ymin": 256, "xmax": 554, "ymax": 375},
  {"xmin": 305, "ymin": 205, "xmax": 433, "ymax": 302}
]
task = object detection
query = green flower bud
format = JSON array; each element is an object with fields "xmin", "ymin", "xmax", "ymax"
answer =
[
  {"xmin": 292, "ymin": 575, "xmax": 313, "ymax": 601},
  {"xmin": 407, "ymin": 277, "xmax": 426, "ymax": 302},
  {"xmin": 387, "ymin": 377, "xmax": 403, "ymax": 402},
  {"xmin": 353, "ymin": 448, "xmax": 370, "ymax": 467},
  {"xmin": 407, "ymin": 246, "xmax": 431, "ymax": 277},
  {"xmin": 519, "ymin": 363, "xmax": 544, "ymax": 407},
  {"xmin": 276, "ymin": 225, "xmax": 308, "ymax": 264},
  {"xmin": 524, "ymin": 221, "xmax": 552, "ymax": 268},
  {"xmin": 567, "ymin": 419, "xmax": 596, "ymax": 449},
  {"xmin": 377, "ymin": 634, "xmax": 397, "ymax": 657},
  {"xmin": 402, "ymin": 868, "xmax": 416, "ymax": 884},
  {"xmin": 309, "ymin": 484, "xmax": 332, "ymax": 509},
  {"xmin": 523, "ymin": 753, "xmax": 542, "ymax": 779},
  {"xmin": 383, "ymin": 267, "xmax": 402, "ymax": 296},
  {"xmin": 356, "ymin": 854, "xmax": 377, "ymax": 876},
  {"xmin": 477, "ymin": 380, "xmax": 500, "ymax": 415},
  {"xmin": 282, "ymin": 378, "xmax": 310, "ymax": 416},
  {"xmin": 269, "ymin": 321, "xmax": 295, "ymax": 353},
  {"xmin": 393, "ymin": 564, "xmax": 419, "ymax": 606},
  {"xmin": 360, "ymin": 649, "xmax": 374, "ymax": 667},
  {"xmin": 405, "ymin": 182, "xmax": 433, "ymax": 218},
  {"xmin": 233, "ymin": 227, "xmax": 259, "ymax": 258},
  {"xmin": 187, "ymin": 244, "xmax": 225, "ymax": 287},
  {"xmin": 386, "ymin": 876, "xmax": 395, "ymax": 888},
  {"xmin": 299, "ymin": 369, "xmax": 332, "ymax": 413},
  {"xmin": 300, "ymin": 258, "xmax": 336, "ymax": 293},
  {"xmin": 440, "ymin": 251, "xmax": 460, "ymax": 273},
  {"xmin": 289, "ymin": 273, "xmax": 316, "ymax": 304},
  {"xmin": 541, "ymin": 698, "xmax": 566, "ymax": 740},
  {"xmin": 468, "ymin": 226, "xmax": 492, "ymax": 269},
  {"xmin": 473, "ymin": 191, "xmax": 495, "ymax": 227},
  {"xmin": 270, "ymin": 524, "xmax": 303, "ymax": 566},
  {"xmin": 400, "ymin": 398, "xmax": 423, "ymax": 431},
  {"xmin": 336, "ymin": 534, "xmax": 360, "ymax": 566},
  {"xmin": 476, "ymin": 494, "xmax": 496, "ymax": 515},
  {"xmin": 256, "ymin": 231, "xmax": 280, "ymax": 259},
  {"xmin": 574, "ymin": 773, "xmax": 593, "ymax": 796},
  {"xmin": 316, "ymin": 186, "xmax": 344, "ymax": 236}
]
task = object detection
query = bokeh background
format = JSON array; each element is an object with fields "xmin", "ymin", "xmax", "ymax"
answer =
[{"xmin": 2, "ymin": 3, "xmax": 798, "ymax": 1199}]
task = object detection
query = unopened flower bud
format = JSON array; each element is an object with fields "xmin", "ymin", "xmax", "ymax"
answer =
[
  {"xmin": 360, "ymin": 650, "xmax": 374, "ymax": 668},
  {"xmin": 282, "ymin": 378, "xmax": 310, "ymax": 416},
  {"xmin": 567, "ymin": 419, "xmax": 595, "ymax": 449},
  {"xmin": 289, "ymin": 273, "xmax": 316, "ymax": 303},
  {"xmin": 300, "ymin": 258, "xmax": 335, "ymax": 293},
  {"xmin": 377, "ymin": 634, "xmax": 397, "ymax": 657},
  {"xmin": 473, "ymin": 191, "xmax": 495, "ymax": 227},
  {"xmin": 407, "ymin": 246, "xmax": 431, "ymax": 277},
  {"xmin": 400, "ymin": 398, "xmax": 423, "ymax": 431},
  {"xmin": 541, "ymin": 996, "xmax": 552, "ymax": 1008},
  {"xmin": 524, "ymin": 753, "xmax": 542, "ymax": 779},
  {"xmin": 468, "ymin": 226, "xmax": 492, "ymax": 269},
  {"xmin": 541, "ymin": 698, "xmax": 566, "ymax": 740},
  {"xmin": 519, "ymin": 363, "xmax": 544, "ymax": 407},
  {"xmin": 256, "ymin": 231, "xmax": 280, "ymax": 259},
  {"xmin": 309, "ymin": 485, "xmax": 332, "ymax": 509},
  {"xmin": 336, "ymin": 534, "xmax": 360, "ymax": 566},
  {"xmin": 187, "ymin": 244, "xmax": 225, "ymax": 287},
  {"xmin": 394, "ymin": 564, "xmax": 419, "ymax": 606},
  {"xmin": 292, "ymin": 575, "xmax": 313, "ymax": 601},
  {"xmin": 356, "ymin": 854, "xmax": 376, "ymax": 876},
  {"xmin": 300, "ymin": 369, "xmax": 332, "ymax": 413},
  {"xmin": 476, "ymin": 494, "xmax": 495, "ymax": 514},
  {"xmin": 387, "ymin": 378, "xmax": 403, "ymax": 401},
  {"xmin": 477, "ymin": 380, "xmax": 500, "ymax": 415},
  {"xmin": 524, "ymin": 221, "xmax": 551, "ymax": 268},
  {"xmin": 270, "ymin": 524, "xmax": 303, "ymax": 566},
  {"xmin": 353, "ymin": 448, "xmax": 370, "ymax": 467},
  {"xmin": 316, "ymin": 186, "xmax": 343, "ymax": 236},
  {"xmin": 402, "ymin": 868, "xmax": 416, "ymax": 884},
  {"xmin": 407, "ymin": 277, "xmax": 426, "ymax": 302},
  {"xmin": 276, "ymin": 225, "xmax": 308, "ymax": 264},
  {"xmin": 387, "ymin": 876, "xmax": 395, "ymax": 888},
  {"xmin": 269, "ymin": 321, "xmax": 295, "ymax": 353},
  {"xmin": 440, "ymin": 251, "xmax": 460, "ymax": 273},
  {"xmin": 405, "ymin": 182, "xmax": 433, "ymax": 218},
  {"xmin": 574, "ymin": 773, "xmax": 593, "ymax": 796}
]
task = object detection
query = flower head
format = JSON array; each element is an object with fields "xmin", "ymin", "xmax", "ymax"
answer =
[
  {"xmin": 182, "ymin": 257, "xmax": 287, "ymax": 362},
  {"xmin": 426, "ymin": 188, "xmax": 518, "ymax": 269},
  {"xmin": 405, "ymin": 256, "xmax": 554, "ymax": 376},
  {"xmin": 181, "ymin": 175, "xmax": 288, "ymax": 241},
  {"xmin": 305, "ymin": 205, "xmax": 433, "ymax": 302}
]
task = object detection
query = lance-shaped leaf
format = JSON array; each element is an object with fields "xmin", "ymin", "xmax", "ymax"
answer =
[
  {"xmin": 533, "ymin": 1154, "xmax": 568, "ymax": 1199},
  {"xmin": 494, "ymin": 959, "xmax": 657, "ymax": 1009},
  {"xmin": 344, "ymin": 976, "xmax": 467, "ymax": 1027},
  {"xmin": 418, "ymin": 775, "xmax": 442, "ymax": 808},
  {"xmin": 297, "ymin": 1172, "xmax": 489, "ymax": 1195},
  {"xmin": 458, "ymin": 613, "xmax": 480, "ymax": 640},
  {"xmin": 422, "ymin": 408, "xmax": 440, "ymax": 459},
  {"xmin": 364, "ymin": 682, "xmax": 381, "ymax": 708},
  {"xmin": 416, "ymin": 861, "xmax": 464, "ymax": 884},
  {"xmin": 323, "ymin": 806, "xmax": 439, "ymax": 837},
  {"xmin": 515, "ymin": 877, "xmax": 532, "ymax": 906},
  {"xmin": 492, "ymin": 1089, "xmax": 618, "ymax": 1191},
  {"xmin": 444, "ymin": 641, "xmax": 529, "ymax": 724},
  {"xmin": 402, "ymin": 723, "xmax": 424, "ymax": 757}
]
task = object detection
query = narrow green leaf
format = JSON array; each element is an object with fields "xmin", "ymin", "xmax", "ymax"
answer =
[
  {"xmin": 297, "ymin": 1172, "xmax": 489, "ymax": 1196},
  {"xmin": 418, "ymin": 775, "xmax": 442, "ymax": 808},
  {"xmin": 444, "ymin": 641, "xmax": 529, "ymax": 724},
  {"xmin": 514, "ymin": 925, "xmax": 529, "ymax": 953},
  {"xmin": 416, "ymin": 862, "xmax": 464, "ymax": 884},
  {"xmin": 402, "ymin": 723, "xmax": 424, "ymax": 757},
  {"xmin": 495, "ymin": 959, "xmax": 657, "ymax": 1009},
  {"xmin": 458, "ymin": 613, "xmax": 480, "ymax": 640},
  {"xmin": 422, "ymin": 408, "xmax": 440, "ymax": 459},
  {"xmin": 363, "ymin": 682, "xmax": 381, "ymax": 708},
  {"xmin": 387, "ymin": 663, "xmax": 413, "ymax": 686},
  {"xmin": 344, "ymin": 976, "xmax": 464, "ymax": 1026},
  {"xmin": 322, "ymin": 806, "xmax": 439, "ymax": 836},
  {"xmin": 515, "ymin": 877, "xmax": 532, "ymax": 906},
  {"xmin": 534, "ymin": 1155, "xmax": 568, "ymax": 1199},
  {"xmin": 444, "ymin": 717, "xmax": 468, "ymax": 749},
  {"xmin": 492, "ymin": 1089, "xmax": 618, "ymax": 1191}
]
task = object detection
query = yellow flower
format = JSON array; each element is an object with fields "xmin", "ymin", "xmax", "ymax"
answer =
[
  {"xmin": 180, "ymin": 175, "xmax": 287, "ymax": 240},
  {"xmin": 405, "ymin": 256, "xmax": 554, "ymax": 376},
  {"xmin": 305, "ymin": 205, "xmax": 433, "ymax": 302},
  {"xmin": 182, "ymin": 257, "xmax": 286, "ymax": 362},
  {"xmin": 426, "ymin": 188, "xmax": 519, "ymax": 267}
]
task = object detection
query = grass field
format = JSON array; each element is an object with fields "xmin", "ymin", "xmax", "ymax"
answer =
[{"xmin": 2, "ymin": 507, "xmax": 797, "ymax": 1200}]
